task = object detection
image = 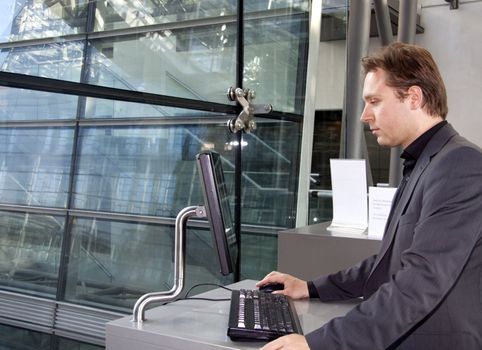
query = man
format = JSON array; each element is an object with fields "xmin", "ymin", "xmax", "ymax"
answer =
[{"xmin": 257, "ymin": 42, "xmax": 482, "ymax": 349}]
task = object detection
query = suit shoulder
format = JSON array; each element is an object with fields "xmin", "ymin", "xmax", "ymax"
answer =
[{"xmin": 438, "ymin": 135, "xmax": 482, "ymax": 162}]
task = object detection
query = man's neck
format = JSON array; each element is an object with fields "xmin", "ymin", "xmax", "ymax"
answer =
[{"xmin": 403, "ymin": 115, "xmax": 444, "ymax": 149}]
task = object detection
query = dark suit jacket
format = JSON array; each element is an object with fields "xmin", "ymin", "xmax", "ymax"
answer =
[{"xmin": 306, "ymin": 124, "xmax": 482, "ymax": 349}]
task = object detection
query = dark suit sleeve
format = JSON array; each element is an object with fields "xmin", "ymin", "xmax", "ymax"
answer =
[
  {"xmin": 311, "ymin": 254, "xmax": 377, "ymax": 301},
  {"xmin": 306, "ymin": 145, "xmax": 482, "ymax": 349}
]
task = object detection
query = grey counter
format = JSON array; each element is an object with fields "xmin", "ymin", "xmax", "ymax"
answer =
[
  {"xmin": 106, "ymin": 280, "xmax": 358, "ymax": 350},
  {"xmin": 278, "ymin": 222, "xmax": 382, "ymax": 280}
]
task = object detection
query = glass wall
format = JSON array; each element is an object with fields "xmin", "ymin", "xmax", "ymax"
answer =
[
  {"xmin": 0, "ymin": 0, "xmax": 310, "ymax": 333},
  {"xmin": 307, "ymin": 0, "xmax": 391, "ymax": 224},
  {"xmin": 0, "ymin": 324, "xmax": 102, "ymax": 350},
  {"xmin": 308, "ymin": 0, "xmax": 347, "ymax": 224}
]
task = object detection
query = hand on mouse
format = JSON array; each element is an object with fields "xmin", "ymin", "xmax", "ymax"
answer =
[
  {"xmin": 256, "ymin": 271, "xmax": 309, "ymax": 300},
  {"xmin": 259, "ymin": 283, "xmax": 284, "ymax": 293}
]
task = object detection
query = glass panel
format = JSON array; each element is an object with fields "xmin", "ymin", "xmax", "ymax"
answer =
[
  {"xmin": 73, "ymin": 123, "xmax": 236, "ymax": 217},
  {"xmin": 65, "ymin": 218, "xmax": 174, "ymax": 309},
  {"xmin": 239, "ymin": 118, "xmax": 301, "ymax": 279},
  {"xmin": 309, "ymin": 110, "xmax": 342, "ymax": 224},
  {"xmin": 0, "ymin": 324, "xmax": 50, "ymax": 350},
  {"xmin": 0, "ymin": 1, "xmax": 88, "ymax": 44},
  {"xmin": 244, "ymin": 0, "xmax": 309, "ymax": 12},
  {"xmin": 83, "ymin": 96, "xmax": 226, "ymax": 119},
  {"xmin": 64, "ymin": 217, "xmax": 233, "ymax": 310},
  {"xmin": 0, "ymin": 211, "xmax": 64, "ymax": 297},
  {"xmin": 320, "ymin": 0, "xmax": 348, "ymax": 41},
  {"xmin": 241, "ymin": 119, "xmax": 301, "ymax": 228},
  {"xmin": 0, "ymin": 324, "xmax": 102, "ymax": 350},
  {"xmin": 241, "ymin": 230, "xmax": 277, "ymax": 279},
  {"xmin": 86, "ymin": 26, "xmax": 236, "ymax": 103},
  {"xmin": 0, "ymin": 127, "xmax": 74, "ymax": 208},
  {"xmin": 58, "ymin": 337, "xmax": 103, "ymax": 350},
  {"xmin": 243, "ymin": 2, "xmax": 309, "ymax": 114},
  {"xmin": 307, "ymin": 0, "xmax": 348, "ymax": 224},
  {"xmin": 93, "ymin": 0, "xmax": 236, "ymax": 31},
  {"xmin": 0, "ymin": 87, "xmax": 78, "ymax": 121},
  {"xmin": 0, "ymin": 41, "xmax": 84, "ymax": 82}
]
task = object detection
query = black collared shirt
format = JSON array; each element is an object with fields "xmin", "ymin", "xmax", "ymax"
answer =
[
  {"xmin": 307, "ymin": 120, "xmax": 447, "ymax": 299},
  {"xmin": 400, "ymin": 120, "xmax": 447, "ymax": 177}
]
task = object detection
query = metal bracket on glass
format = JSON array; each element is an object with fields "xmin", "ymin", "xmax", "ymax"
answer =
[
  {"xmin": 444, "ymin": 0, "xmax": 459, "ymax": 9},
  {"xmin": 227, "ymin": 87, "xmax": 272, "ymax": 133},
  {"xmin": 132, "ymin": 205, "xmax": 206, "ymax": 323}
]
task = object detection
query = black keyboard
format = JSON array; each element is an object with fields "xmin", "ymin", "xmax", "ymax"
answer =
[{"xmin": 227, "ymin": 289, "xmax": 303, "ymax": 341}]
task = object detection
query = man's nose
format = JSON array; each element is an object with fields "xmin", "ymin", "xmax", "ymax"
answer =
[{"xmin": 360, "ymin": 104, "xmax": 371, "ymax": 123}]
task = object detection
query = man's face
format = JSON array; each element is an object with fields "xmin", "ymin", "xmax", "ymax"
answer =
[{"xmin": 360, "ymin": 69, "xmax": 415, "ymax": 149}]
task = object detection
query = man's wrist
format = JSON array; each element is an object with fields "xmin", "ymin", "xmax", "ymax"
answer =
[{"xmin": 307, "ymin": 281, "xmax": 319, "ymax": 298}]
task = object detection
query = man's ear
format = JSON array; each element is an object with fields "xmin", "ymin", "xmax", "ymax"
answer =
[{"xmin": 407, "ymin": 85, "xmax": 423, "ymax": 110}]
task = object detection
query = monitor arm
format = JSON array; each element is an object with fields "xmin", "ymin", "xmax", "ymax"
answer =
[{"xmin": 132, "ymin": 205, "xmax": 206, "ymax": 323}]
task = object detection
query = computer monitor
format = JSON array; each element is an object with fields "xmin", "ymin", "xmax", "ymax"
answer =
[{"xmin": 196, "ymin": 151, "xmax": 238, "ymax": 276}]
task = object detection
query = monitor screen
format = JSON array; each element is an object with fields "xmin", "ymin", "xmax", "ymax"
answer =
[{"xmin": 196, "ymin": 151, "xmax": 238, "ymax": 276}]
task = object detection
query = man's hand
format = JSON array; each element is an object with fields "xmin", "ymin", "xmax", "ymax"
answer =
[
  {"xmin": 256, "ymin": 271, "xmax": 309, "ymax": 300},
  {"xmin": 260, "ymin": 334, "xmax": 310, "ymax": 350}
]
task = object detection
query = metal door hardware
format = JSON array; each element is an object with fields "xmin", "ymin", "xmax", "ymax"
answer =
[{"xmin": 227, "ymin": 87, "xmax": 272, "ymax": 133}]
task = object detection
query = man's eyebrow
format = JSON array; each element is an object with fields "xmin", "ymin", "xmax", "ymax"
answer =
[{"xmin": 363, "ymin": 93, "xmax": 378, "ymax": 101}]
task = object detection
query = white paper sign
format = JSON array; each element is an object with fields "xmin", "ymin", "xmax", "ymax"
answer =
[
  {"xmin": 368, "ymin": 186, "xmax": 397, "ymax": 239},
  {"xmin": 329, "ymin": 159, "xmax": 368, "ymax": 231}
]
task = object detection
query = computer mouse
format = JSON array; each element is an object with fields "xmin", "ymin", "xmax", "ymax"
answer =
[{"xmin": 258, "ymin": 283, "xmax": 284, "ymax": 293}]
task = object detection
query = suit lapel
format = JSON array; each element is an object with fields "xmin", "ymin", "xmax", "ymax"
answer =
[{"xmin": 365, "ymin": 124, "xmax": 458, "ymax": 284}]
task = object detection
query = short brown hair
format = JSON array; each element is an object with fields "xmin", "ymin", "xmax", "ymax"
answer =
[{"xmin": 361, "ymin": 42, "xmax": 448, "ymax": 119}]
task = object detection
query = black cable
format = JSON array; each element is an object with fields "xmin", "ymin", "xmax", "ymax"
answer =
[
  {"xmin": 184, "ymin": 283, "xmax": 233, "ymax": 299},
  {"xmin": 180, "ymin": 297, "xmax": 231, "ymax": 302}
]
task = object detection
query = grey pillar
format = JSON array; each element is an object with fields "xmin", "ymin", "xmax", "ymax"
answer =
[
  {"xmin": 388, "ymin": 0, "xmax": 419, "ymax": 186},
  {"xmin": 343, "ymin": 0, "xmax": 373, "ymax": 185},
  {"xmin": 373, "ymin": 0, "xmax": 394, "ymax": 46},
  {"xmin": 398, "ymin": 0, "xmax": 418, "ymax": 43},
  {"xmin": 344, "ymin": 0, "xmax": 371, "ymax": 160}
]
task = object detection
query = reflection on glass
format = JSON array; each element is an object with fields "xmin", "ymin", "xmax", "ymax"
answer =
[
  {"xmin": 73, "ymin": 124, "xmax": 235, "ymax": 216},
  {"xmin": 309, "ymin": 111, "xmax": 342, "ymax": 224},
  {"xmin": 0, "ymin": 0, "xmax": 312, "ymax": 312},
  {"xmin": 0, "ymin": 323, "xmax": 102, "ymax": 350},
  {"xmin": 0, "ymin": 42, "xmax": 84, "ymax": 82},
  {"xmin": 65, "ymin": 218, "xmax": 231, "ymax": 310},
  {"xmin": 243, "ymin": 6, "xmax": 309, "ymax": 114},
  {"xmin": 241, "ymin": 230, "xmax": 277, "ymax": 279},
  {"xmin": 0, "ymin": 211, "xmax": 64, "ymax": 297},
  {"xmin": 241, "ymin": 118, "xmax": 301, "ymax": 228},
  {"xmin": 0, "ymin": 87, "xmax": 78, "ymax": 121},
  {"xmin": 93, "ymin": 0, "xmax": 236, "ymax": 31},
  {"xmin": 58, "ymin": 337, "xmax": 103, "ymax": 350},
  {"xmin": 244, "ymin": 0, "xmax": 309, "ymax": 12},
  {"xmin": 320, "ymin": 0, "xmax": 348, "ymax": 41},
  {"xmin": 83, "ymin": 96, "xmax": 225, "ymax": 119},
  {"xmin": 86, "ymin": 26, "xmax": 236, "ymax": 103},
  {"xmin": 0, "ymin": 323, "xmax": 50, "ymax": 349},
  {"xmin": 0, "ymin": 0, "xmax": 88, "ymax": 43},
  {"xmin": 0, "ymin": 128, "xmax": 74, "ymax": 208},
  {"xmin": 308, "ymin": 0, "xmax": 348, "ymax": 224},
  {"xmin": 65, "ymin": 218, "xmax": 174, "ymax": 309}
]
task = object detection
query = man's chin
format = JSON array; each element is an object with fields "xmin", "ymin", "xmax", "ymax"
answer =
[{"xmin": 376, "ymin": 137, "xmax": 393, "ymax": 147}]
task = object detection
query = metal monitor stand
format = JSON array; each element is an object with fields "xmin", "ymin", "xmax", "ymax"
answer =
[{"xmin": 132, "ymin": 205, "xmax": 206, "ymax": 323}]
